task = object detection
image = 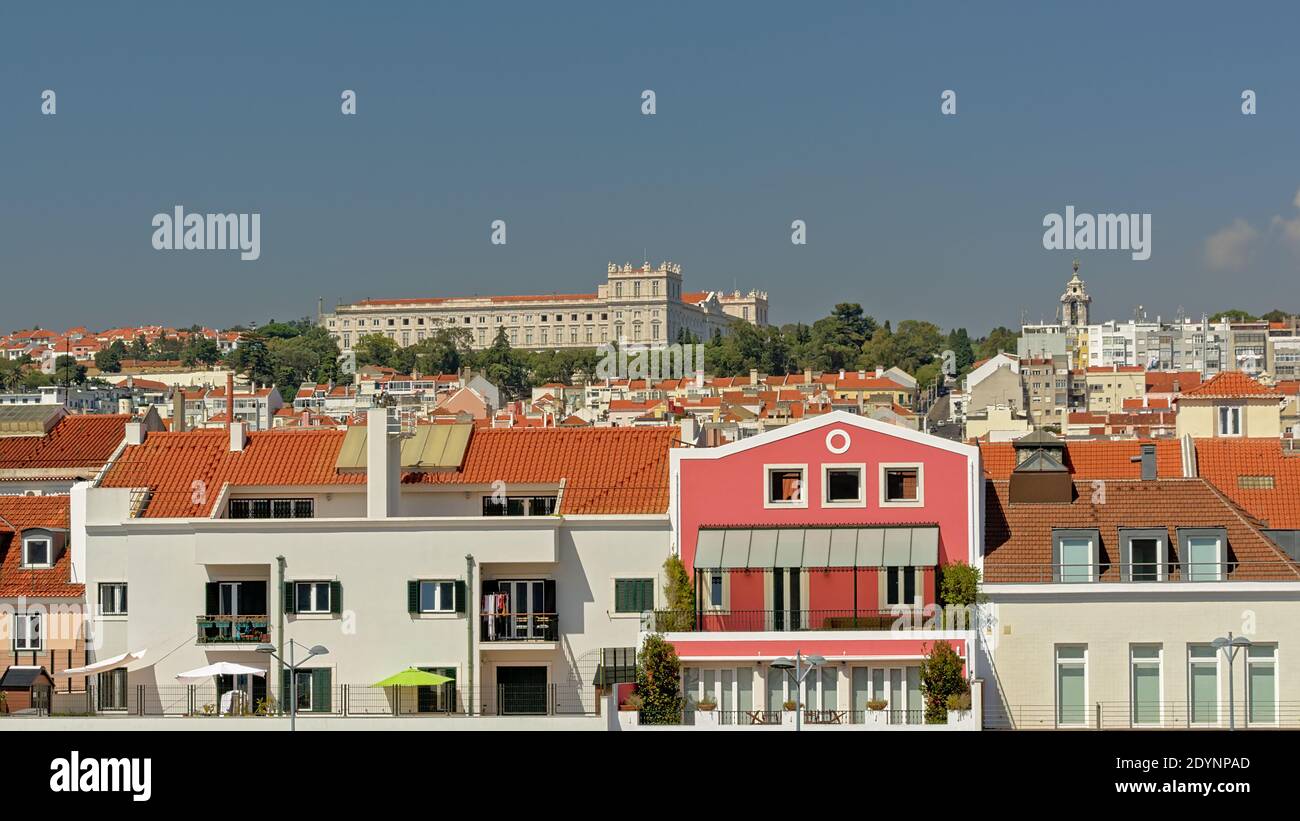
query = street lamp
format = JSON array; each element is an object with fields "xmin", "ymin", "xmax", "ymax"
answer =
[
  {"xmin": 1211, "ymin": 633, "xmax": 1252, "ymax": 731},
  {"xmin": 257, "ymin": 640, "xmax": 329, "ymax": 732},
  {"xmin": 770, "ymin": 652, "xmax": 827, "ymax": 731}
]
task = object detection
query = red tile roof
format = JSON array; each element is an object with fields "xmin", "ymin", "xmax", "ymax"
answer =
[
  {"xmin": 0, "ymin": 495, "xmax": 82, "ymax": 598},
  {"xmin": 979, "ymin": 439, "xmax": 1184, "ymax": 481},
  {"xmin": 1193, "ymin": 438, "xmax": 1300, "ymax": 529},
  {"xmin": 405, "ymin": 427, "xmax": 674, "ymax": 514},
  {"xmin": 984, "ymin": 479, "xmax": 1299, "ymax": 582},
  {"xmin": 1144, "ymin": 371, "xmax": 1202, "ymax": 394},
  {"xmin": 0, "ymin": 414, "xmax": 129, "ymax": 476},
  {"xmin": 355, "ymin": 293, "xmax": 599, "ymax": 307},
  {"xmin": 1182, "ymin": 371, "xmax": 1282, "ymax": 399}
]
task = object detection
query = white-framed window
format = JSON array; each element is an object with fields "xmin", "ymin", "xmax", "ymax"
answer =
[
  {"xmin": 1055, "ymin": 645, "xmax": 1087, "ymax": 726},
  {"xmin": 763, "ymin": 464, "xmax": 807, "ymax": 508},
  {"xmin": 21, "ymin": 536, "xmax": 51, "ymax": 568},
  {"xmin": 1180, "ymin": 532, "xmax": 1225, "ymax": 582},
  {"xmin": 1188, "ymin": 645, "xmax": 1220, "ymax": 725},
  {"xmin": 99, "ymin": 582, "xmax": 128, "ymax": 615},
  {"xmin": 1247, "ymin": 644, "xmax": 1278, "ymax": 726},
  {"xmin": 1130, "ymin": 645, "xmax": 1162, "ymax": 726},
  {"xmin": 884, "ymin": 567, "xmax": 918, "ymax": 606},
  {"xmin": 295, "ymin": 581, "xmax": 332, "ymax": 614},
  {"xmin": 879, "ymin": 464, "xmax": 923, "ymax": 506},
  {"xmin": 419, "ymin": 580, "xmax": 456, "ymax": 613},
  {"xmin": 704, "ymin": 570, "xmax": 728, "ymax": 610},
  {"xmin": 13, "ymin": 612, "xmax": 42, "ymax": 651},
  {"xmin": 1217, "ymin": 405, "xmax": 1243, "ymax": 436},
  {"xmin": 821, "ymin": 463, "xmax": 866, "ymax": 508}
]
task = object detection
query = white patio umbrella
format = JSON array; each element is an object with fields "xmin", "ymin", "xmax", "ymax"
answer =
[
  {"xmin": 176, "ymin": 662, "xmax": 268, "ymax": 715},
  {"xmin": 59, "ymin": 648, "xmax": 148, "ymax": 676}
]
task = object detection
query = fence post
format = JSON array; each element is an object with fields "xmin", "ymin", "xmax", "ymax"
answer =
[
  {"xmin": 1095, "ymin": 702, "xmax": 1101, "ymax": 730},
  {"xmin": 136, "ymin": 684, "xmax": 144, "ymax": 716}
]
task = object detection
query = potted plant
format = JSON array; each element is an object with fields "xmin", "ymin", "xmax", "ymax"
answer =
[
  {"xmin": 865, "ymin": 698, "xmax": 888, "ymax": 726},
  {"xmin": 0, "ymin": 692, "xmax": 8, "ymax": 715},
  {"xmin": 946, "ymin": 691, "xmax": 973, "ymax": 725},
  {"xmin": 695, "ymin": 693, "xmax": 720, "ymax": 727},
  {"xmin": 697, "ymin": 693, "xmax": 717, "ymax": 711},
  {"xmin": 617, "ymin": 693, "xmax": 643, "ymax": 728},
  {"xmin": 780, "ymin": 699, "xmax": 800, "ymax": 726}
]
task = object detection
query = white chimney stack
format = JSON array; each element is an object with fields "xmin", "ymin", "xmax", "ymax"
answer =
[
  {"xmin": 125, "ymin": 421, "xmax": 146, "ymax": 446},
  {"xmin": 229, "ymin": 421, "xmax": 247, "ymax": 452},
  {"xmin": 366, "ymin": 407, "xmax": 400, "ymax": 519}
]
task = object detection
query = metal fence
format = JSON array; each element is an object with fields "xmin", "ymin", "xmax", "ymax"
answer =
[
  {"xmin": 639, "ymin": 707, "xmax": 930, "ymax": 726},
  {"xmin": 9, "ymin": 682, "xmax": 601, "ymax": 719},
  {"xmin": 987, "ymin": 701, "xmax": 1300, "ymax": 730}
]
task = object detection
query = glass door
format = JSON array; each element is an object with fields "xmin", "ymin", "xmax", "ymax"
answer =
[
  {"xmin": 218, "ymin": 582, "xmax": 239, "ymax": 641},
  {"xmin": 502, "ymin": 580, "xmax": 545, "ymax": 638}
]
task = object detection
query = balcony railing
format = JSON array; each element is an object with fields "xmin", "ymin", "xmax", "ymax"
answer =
[
  {"xmin": 480, "ymin": 612, "xmax": 559, "ymax": 642},
  {"xmin": 983, "ymin": 560, "xmax": 1300, "ymax": 584},
  {"xmin": 649, "ymin": 608, "xmax": 930, "ymax": 633},
  {"xmin": 196, "ymin": 615, "xmax": 271, "ymax": 644}
]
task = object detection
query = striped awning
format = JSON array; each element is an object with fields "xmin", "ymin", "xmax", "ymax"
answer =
[{"xmin": 693, "ymin": 526, "xmax": 939, "ymax": 569}]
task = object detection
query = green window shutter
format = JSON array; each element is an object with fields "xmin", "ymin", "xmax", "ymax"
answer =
[
  {"xmin": 205, "ymin": 582, "xmax": 219, "ymax": 615},
  {"xmin": 283, "ymin": 581, "xmax": 295, "ymax": 614},
  {"xmin": 636, "ymin": 579, "xmax": 652, "ymax": 611},
  {"xmin": 454, "ymin": 580, "xmax": 466, "ymax": 614},
  {"xmin": 312, "ymin": 668, "xmax": 332, "ymax": 713},
  {"xmin": 407, "ymin": 580, "xmax": 420, "ymax": 614},
  {"xmin": 329, "ymin": 580, "xmax": 342, "ymax": 615},
  {"xmin": 614, "ymin": 580, "xmax": 629, "ymax": 613}
]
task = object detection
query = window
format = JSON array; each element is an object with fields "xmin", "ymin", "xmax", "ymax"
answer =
[
  {"xmin": 1247, "ymin": 644, "xmax": 1277, "ymax": 725},
  {"xmin": 13, "ymin": 612, "xmax": 41, "ymax": 650},
  {"xmin": 885, "ymin": 567, "xmax": 917, "ymax": 606},
  {"xmin": 99, "ymin": 583, "xmax": 127, "ymax": 615},
  {"xmin": 1120, "ymin": 529, "xmax": 1166, "ymax": 581},
  {"xmin": 822, "ymin": 464, "xmax": 865, "ymax": 506},
  {"xmin": 1055, "ymin": 646, "xmax": 1087, "ymax": 726},
  {"xmin": 764, "ymin": 465, "xmax": 806, "ymax": 507},
  {"xmin": 1130, "ymin": 645, "xmax": 1162, "ymax": 726},
  {"xmin": 1180, "ymin": 530, "xmax": 1224, "ymax": 581},
  {"xmin": 706, "ymin": 571, "xmax": 726, "ymax": 609},
  {"xmin": 614, "ymin": 578, "xmax": 654, "ymax": 614},
  {"xmin": 1217, "ymin": 406, "xmax": 1242, "ymax": 436},
  {"xmin": 228, "ymin": 498, "xmax": 314, "ymax": 519},
  {"xmin": 419, "ymin": 580, "xmax": 456, "ymax": 613},
  {"xmin": 482, "ymin": 496, "xmax": 557, "ymax": 516},
  {"xmin": 1053, "ymin": 530, "xmax": 1097, "ymax": 583},
  {"xmin": 295, "ymin": 582, "xmax": 332, "ymax": 614},
  {"xmin": 1188, "ymin": 645, "xmax": 1219, "ymax": 725},
  {"xmin": 1129, "ymin": 539, "xmax": 1159, "ymax": 581},
  {"xmin": 97, "ymin": 669, "xmax": 128, "ymax": 711},
  {"xmin": 880, "ymin": 465, "xmax": 922, "ymax": 505},
  {"xmin": 22, "ymin": 536, "xmax": 51, "ymax": 568}
]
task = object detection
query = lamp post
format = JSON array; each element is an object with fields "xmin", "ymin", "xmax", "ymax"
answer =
[
  {"xmin": 257, "ymin": 640, "xmax": 328, "ymax": 732},
  {"xmin": 1211, "ymin": 633, "xmax": 1252, "ymax": 731},
  {"xmin": 770, "ymin": 652, "xmax": 827, "ymax": 731}
]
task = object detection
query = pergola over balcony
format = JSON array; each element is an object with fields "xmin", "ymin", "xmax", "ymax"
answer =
[{"xmin": 671, "ymin": 525, "xmax": 942, "ymax": 632}]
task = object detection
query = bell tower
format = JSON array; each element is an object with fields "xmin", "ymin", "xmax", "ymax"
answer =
[{"xmin": 1060, "ymin": 260, "xmax": 1091, "ymax": 328}]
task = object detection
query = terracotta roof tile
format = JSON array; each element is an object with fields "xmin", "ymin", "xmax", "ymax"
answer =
[
  {"xmin": 1192, "ymin": 438, "xmax": 1300, "ymax": 528},
  {"xmin": 984, "ymin": 479, "xmax": 1299, "ymax": 582},
  {"xmin": 0, "ymin": 414, "xmax": 128, "ymax": 476},
  {"xmin": 0, "ymin": 495, "xmax": 82, "ymax": 598},
  {"xmin": 1182, "ymin": 371, "xmax": 1281, "ymax": 399},
  {"xmin": 979, "ymin": 439, "xmax": 1183, "ymax": 481}
]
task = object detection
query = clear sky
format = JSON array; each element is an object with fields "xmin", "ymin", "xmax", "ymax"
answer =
[{"xmin": 3, "ymin": 1, "xmax": 1298, "ymax": 335}]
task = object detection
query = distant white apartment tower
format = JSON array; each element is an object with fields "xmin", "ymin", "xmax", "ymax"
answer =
[{"xmin": 321, "ymin": 261, "xmax": 770, "ymax": 352}]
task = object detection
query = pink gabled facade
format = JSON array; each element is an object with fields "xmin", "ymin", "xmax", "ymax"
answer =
[{"xmin": 657, "ymin": 412, "xmax": 983, "ymax": 725}]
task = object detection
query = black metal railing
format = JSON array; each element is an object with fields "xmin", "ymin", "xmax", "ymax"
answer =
[
  {"xmin": 650, "ymin": 608, "xmax": 924, "ymax": 632},
  {"xmin": 983, "ymin": 560, "xmax": 1300, "ymax": 584},
  {"xmin": 479, "ymin": 611, "xmax": 559, "ymax": 642},
  {"xmin": 986, "ymin": 701, "xmax": 1300, "ymax": 730},
  {"xmin": 196, "ymin": 615, "xmax": 271, "ymax": 644}
]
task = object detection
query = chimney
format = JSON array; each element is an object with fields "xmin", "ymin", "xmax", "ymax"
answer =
[
  {"xmin": 839, "ymin": 369, "xmax": 846, "ymax": 380},
  {"xmin": 680, "ymin": 415, "xmax": 697, "ymax": 446},
  {"xmin": 875, "ymin": 367, "xmax": 883, "ymax": 378},
  {"xmin": 117, "ymin": 397, "xmax": 134, "ymax": 415},
  {"xmin": 366, "ymin": 407, "xmax": 400, "ymax": 519},
  {"xmin": 229, "ymin": 420, "xmax": 247, "ymax": 452},
  {"xmin": 858, "ymin": 369, "xmax": 866, "ymax": 379},
  {"xmin": 749, "ymin": 368, "xmax": 759, "ymax": 386},
  {"xmin": 226, "ymin": 371, "xmax": 235, "ymax": 432},
  {"xmin": 1132, "ymin": 444, "xmax": 1157, "ymax": 480},
  {"xmin": 803, "ymin": 368, "xmax": 813, "ymax": 385},
  {"xmin": 125, "ymin": 421, "xmax": 145, "ymax": 446},
  {"xmin": 172, "ymin": 390, "xmax": 187, "ymax": 433}
]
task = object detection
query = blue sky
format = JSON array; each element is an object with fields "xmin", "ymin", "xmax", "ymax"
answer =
[{"xmin": 3, "ymin": 1, "xmax": 1299, "ymax": 335}]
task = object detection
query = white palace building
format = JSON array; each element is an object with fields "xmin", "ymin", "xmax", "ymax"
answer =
[{"xmin": 320, "ymin": 261, "xmax": 769, "ymax": 352}]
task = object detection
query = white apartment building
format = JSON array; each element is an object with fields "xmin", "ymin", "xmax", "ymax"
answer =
[
  {"xmin": 320, "ymin": 260, "xmax": 769, "ymax": 352},
  {"xmin": 73, "ymin": 415, "xmax": 674, "ymax": 716}
]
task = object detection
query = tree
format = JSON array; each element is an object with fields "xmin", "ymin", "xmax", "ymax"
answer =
[
  {"xmin": 946, "ymin": 328, "xmax": 975, "ymax": 374},
  {"xmin": 1209, "ymin": 309, "xmax": 1258, "ymax": 323},
  {"xmin": 94, "ymin": 343, "xmax": 123, "ymax": 373},
  {"xmin": 938, "ymin": 561, "xmax": 984, "ymax": 629},
  {"xmin": 1260, "ymin": 309, "xmax": 1294, "ymax": 323},
  {"xmin": 227, "ymin": 332, "xmax": 273, "ymax": 387},
  {"xmin": 54, "ymin": 355, "xmax": 88, "ymax": 386},
  {"xmin": 410, "ymin": 327, "xmax": 472, "ymax": 376},
  {"xmin": 659, "ymin": 555, "xmax": 695, "ymax": 631},
  {"xmin": 128, "ymin": 334, "xmax": 150, "ymax": 361},
  {"xmin": 352, "ymin": 334, "xmax": 399, "ymax": 369},
  {"xmin": 182, "ymin": 336, "xmax": 222, "ymax": 367},
  {"xmin": 473, "ymin": 328, "xmax": 529, "ymax": 399},
  {"xmin": 918, "ymin": 641, "xmax": 969, "ymax": 724},
  {"xmin": 974, "ymin": 326, "xmax": 1020, "ymax": 361},
  {"xmin": 634, "ymin": 634, "xmax": 683, "ymax": 724},
  {"xmin": 807, "ymin": 303, "xmax": 876, "ymax": 372}
]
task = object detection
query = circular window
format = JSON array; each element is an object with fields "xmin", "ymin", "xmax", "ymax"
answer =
[{"xmin": 825, "ymin": 429, "xmax": 851, "ymax": 454}]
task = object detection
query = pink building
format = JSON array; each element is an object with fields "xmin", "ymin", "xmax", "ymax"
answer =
[{"xmin": 660, "ymin": 411, "xmax": 982, "ymax": 726}]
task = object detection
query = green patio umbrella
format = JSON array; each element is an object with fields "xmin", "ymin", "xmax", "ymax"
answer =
[{"xmin": 372, "ymin": 668, "xmax": 453, "ymax": 688}]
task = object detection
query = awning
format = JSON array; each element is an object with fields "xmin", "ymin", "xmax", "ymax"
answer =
[
  {"xmin": 58, "ymin": 648, "xmax": 148, "ymax": 677},
  {"xmin": 693, "ymin": 526, "xmax": 940, "ymax": 568},
  {"xmin": 175, "ymin": 662, "xmax": 267, "ymax": 685}
]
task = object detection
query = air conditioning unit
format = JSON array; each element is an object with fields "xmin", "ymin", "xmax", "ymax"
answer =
[{"xmin": 23, "ymin": 490, "xmax": 42, "ymax": 497}]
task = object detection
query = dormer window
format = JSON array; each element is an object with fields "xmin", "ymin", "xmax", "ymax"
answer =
[
  {"xmin": 21, "ymin": 536, "xmax": 51, "ymax": 568},
  {"xmin": 1052, "ymin": 529, "xmax": 1098, "ymax": 582},
  {"xmin": 1179, "ymin": 528, "xmax": 1226, "ymax": 581},
  {"xmin": 1217, "ymin": 406, "xmax": 1242, "ymax": 436},
  {"xmin": 1119, "ymin": 529, "xmax": 1168, "ymax": 582}
]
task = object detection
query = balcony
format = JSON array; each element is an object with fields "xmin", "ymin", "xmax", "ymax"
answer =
[
  {"xmin": 480, "ymin": 612, "xmax": 559, "ymax": 643},
  {"xmin": 196, "ymin": 615, "xmax": 271, "ymax": 645},
  {"xmin": 649, "ymin": 608, "xmax": 937, "ymax": 632}
]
